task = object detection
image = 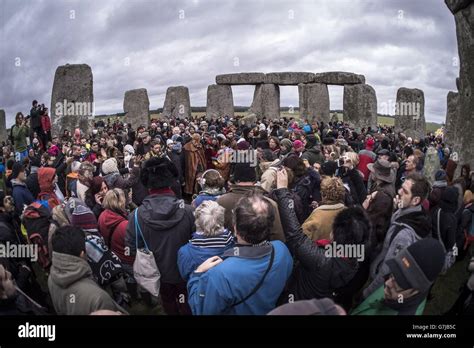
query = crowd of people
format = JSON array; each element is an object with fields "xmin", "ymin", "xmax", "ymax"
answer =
[{"xmin": 0, "ymin": 99, "xmax": 473, "ymax": 316}]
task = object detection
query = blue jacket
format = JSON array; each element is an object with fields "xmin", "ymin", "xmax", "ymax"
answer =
[
  {"xmin": 12, "ymin": 181, "xmax": 34, "ymax": 215},
  {"xmin": 187, "ymin": 240, "xmax": 293, "ymax": 315},
  {"xmin": 178, "ymin": 230, "xmax": 234, "ymax": 281}
]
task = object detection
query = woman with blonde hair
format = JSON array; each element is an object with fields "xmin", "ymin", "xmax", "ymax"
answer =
[{"xmin": 98, "ymin": 188, "xmax": 136, "ymax": 295}]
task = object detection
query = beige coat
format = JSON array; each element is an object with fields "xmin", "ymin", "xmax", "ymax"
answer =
[{"xmin": 302, "ymin": 203, "xmax": 346, "ymax": 241}]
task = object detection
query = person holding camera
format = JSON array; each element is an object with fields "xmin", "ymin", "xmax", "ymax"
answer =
[{"xmin": 10, "ymin": 112, "xmax": 29, "ymax": 162}]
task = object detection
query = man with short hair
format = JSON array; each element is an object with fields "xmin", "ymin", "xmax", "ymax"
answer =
[
  {"xmin": 48, "ymin": 225, "xmax": 120, "ymax": 315},
  {"xmin": 11, "ymin": 163, "xmax": 34, "ymax": 215},
  {"xmin": 363, "ymin": 173, "xmax": 432, "ymax": 298},
  {"xmin": 187, "ymin": 193, "xmax": 293, "ymax": 315},
  {"xmin": 396, "ymin": 154, "xmax": 419, "ymax": 190}
]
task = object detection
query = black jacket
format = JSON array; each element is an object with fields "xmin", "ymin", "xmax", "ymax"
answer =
[
  {"xmin": 339, "ymin": 167, "xmax": 367, "ymax": 206},
  {"xmin": 126, "ymin": 193, "xmax": 194, "ymax": 284},
  {"xmin": 274, "ymin": 188, "xmax": 359, "ymax": 301}
]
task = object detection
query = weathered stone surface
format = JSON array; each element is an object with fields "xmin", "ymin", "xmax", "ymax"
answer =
[
  {"xmin": 216, "ymin": 73, "xmax": 265, "ymax": 85},
  {"xmin": 162, "ymin": 86, "xmax": 191, "ymax": 119},
  {"xmin": 265, "ymin": 72, "xmax": 315, "ymax": 85},
  {"xmin": 446, "ymin": 0, "xmax": 473, "ymax": 14},
  {"xmin": 298, "ymin": 83, "xmax": 330, "ymax": 123},
  {"xmin": 394, "ymin": 87, "xmax": 426, "ymax": 139},
  {"xmin": 0, "ymin": 109, "xmax": 6, "ymax": 142},
  {"xmin": 456, "ymin": 77, "xmax": 461, "ymax": 90},
  {"xmin": 343, "ymin": 84, "xmax": 378, "ymax": 130},
  {"xmin": 206, "ymin": 84, "xmax": 234, "ymax": 119},
  {"xmin": 123, "ymin": 88, "xmax": 150, "ymax": 127},
  {"xmin": 445, "ymin": 91, "xmax": 460, "ymax": 147},
  {"xmin": 446, "ymin": 0, "xmax": 474, "ymax": 171},
  {"xmin": 424, "ymin": 146, "xmax": 441, "ymax": 185},
  {"xmin": 248, "ymin": 84, "xmax": 280, "ymax": 119},
  {"xmin": 314, "ymin": 71, "xmax": 365, "ymax": 85},
  {"xmin": 240, "ymin": 113, "xmax": 258, "ymax": 127},
  {"xmin": 50, "ymin": 64, "xmax": 93, "ymax": 136}
]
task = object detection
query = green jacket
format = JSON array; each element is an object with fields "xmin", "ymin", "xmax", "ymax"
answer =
[
  {"xmin": 351, "ymin": 286, "xmax": 427, "ymax": 315},
  {"xmin": 48, "ymin": 252, "xmax": 118, "ymax": 315},
  {"xmin": 11, "ymin": 124, "xmax": 30, "ymax": 153}
]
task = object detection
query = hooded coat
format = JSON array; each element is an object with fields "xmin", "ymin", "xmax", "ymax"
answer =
[
  {"xmin": 37, "ymin": 167, "xmax": 60, "ymax": 208},
  {"xmin": 125, "ymin": 192, "xmax": 195, "ymax": 284},
  {"xmin": 48, "ymin": 251, "xmax": 118, "ymax": 315},
  {"xmin": 363, "ymin": 205, "xmax": 431, "ymax": 298},
  {"xmin": 430, "ymin": 186, "xmax": 459, "ymax": 251}
]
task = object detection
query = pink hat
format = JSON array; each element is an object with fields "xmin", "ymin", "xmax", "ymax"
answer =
[
  {"xmin": 293, "ymin": 140, "xmax": 304, "ymax": 150},
  {"xmin": 366, "ymin": 138, "xmax": 375, "ymax": 150}
]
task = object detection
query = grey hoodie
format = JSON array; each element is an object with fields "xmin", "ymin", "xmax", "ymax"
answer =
[{"xmin": 48, "ymin": 252, "xmax": 117, "ymax": 315}]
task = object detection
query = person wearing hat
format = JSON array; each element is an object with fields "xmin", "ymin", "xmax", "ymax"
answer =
[
  {"xmin": 367, "ymin": 158, "xmax": 397, "ymax": 198},
  {"xmin": 11, "ymin": 162, "xmax": 34, "ymax": 216},
  {"xmin": 357, "ymin": 137, "xmax": 377, "ymax": 185},
  {"xmin": 217, "ymin": 162, "xmax": 285, "ymax": 242},
  {"xmin": 292, "ymin": 140, "xmax": 305, "ymax": 157},
  {"xmin": 301, "ymin": 134, "xmax": 324, "ymax": 166},
  {"xmin": 429, "ymin": 169, "xmax": 448, "ymax": 210},
  {"xmin": 363, "ymin": 173, "xmax": 432, "ymax": 299},
  {"xmin": 126, "ymin": 156, "xmax": 195, "ymax": 315},
  {"xmin": 353, "ymin": 238, "xmax": 445, "ymax": 315}
]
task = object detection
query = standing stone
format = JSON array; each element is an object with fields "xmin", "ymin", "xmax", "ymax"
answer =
[
  {"xmin": 51, "ymin": 64, "xmax": 93, "ymax": 136},
  {"xmin": 446, "ymin": 0, "xmax": 474, "ymax": 171},
  {"xmin": 394, "ymin": 87, "xmax": 425, "ymax": 139},
  {"xmin": 248, "ymin": 84, "xmax": 280, "ymax": 120},
  {"xmin": 423, "ymin": 146, "xmax": 441, "ymax": 185},
  {"xmin": 123, "ymin": 88, "xmax": 150, "ymax": 127},
  {"xmin": 0, "ymin": 109, "xmax": 6, "ymax": 143},
  {"xmin": 343, "ymin": 84, "xmax": 378, "ymax": 130},
  {"xmin": 206, "ymin": 84, "xmax": 234, "ymax": 120},
  {"xmin": 444, "ymin": 91, "xmax": 460, "ymax": 147},
  {"xmin": 298, "ymin": 83, "xmax": 330, "ymax": 123},
  {"xmin": 162, "ymin": 86, "xmax": 191, "ymax": 119}
]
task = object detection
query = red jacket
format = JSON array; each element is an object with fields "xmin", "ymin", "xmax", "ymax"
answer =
[
  {"xmin": 357, "ymin": 149, "xmax": 376, "ymax": 182},
  {"xmin": 41, "ymin": 114, "xmax": 51, "ymax": 132},
  {"xmin": 98, "ymin": 209, "xmax": 134, "ymax": 265}
]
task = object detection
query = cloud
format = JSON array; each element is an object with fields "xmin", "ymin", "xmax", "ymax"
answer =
[{"xmin": 0, "ymin": 0, "xmax": 459, "ymax": 126}]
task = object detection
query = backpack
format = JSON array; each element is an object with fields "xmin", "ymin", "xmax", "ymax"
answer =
[
  {"xmin": 22, "ymin": 201, "xmax": 52, "ymax": 270},
  {"xmin": 434, "ymin": 208, "xmax": 456, "ymax": 274}
]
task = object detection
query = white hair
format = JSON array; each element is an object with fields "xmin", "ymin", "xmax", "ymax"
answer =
[{"xmin": 194, "ymin": 200, "xmax": 225, "ymax": 236}]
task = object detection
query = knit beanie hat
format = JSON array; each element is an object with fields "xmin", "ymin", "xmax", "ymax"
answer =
[
  {"xmin": 233, "ymin": 163, "xmax": 256, "ymax": 183},
  {"xmin": 66, "ymin": 198, "xmax": 98, "ymax": 233},
  {"xmin": 386, "ymin": 238, "xmax": 445, "ymax": 293},
  {"xmin": 102, "ymin": 158, "xmax": 118, "ymax": 175}
]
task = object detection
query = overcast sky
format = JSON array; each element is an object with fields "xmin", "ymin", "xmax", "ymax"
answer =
[{"xmin": 0, "ymin": 0, "xmax": 459, "ymax": 127}]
